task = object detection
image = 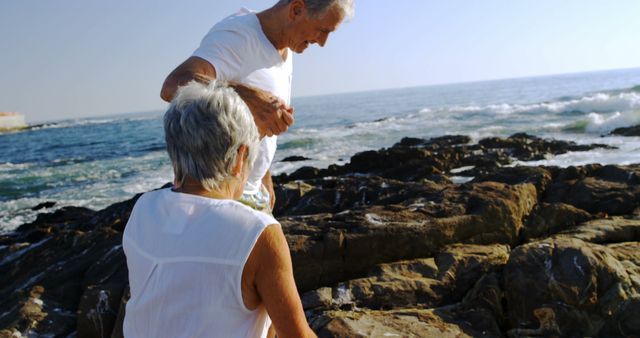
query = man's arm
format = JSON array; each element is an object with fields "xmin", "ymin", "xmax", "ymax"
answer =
[
  {"xmin": 160, "ymin": 57, "xmax": 294, "ymax": 136},
  {"xmin": 161, "ymin": 56, "xmax": 216, "ymax": 102}
]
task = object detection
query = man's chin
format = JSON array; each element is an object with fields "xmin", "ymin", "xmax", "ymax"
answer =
[{"xmin": 293, "ymin": 43, "xmax": 309, "ymax": 54}]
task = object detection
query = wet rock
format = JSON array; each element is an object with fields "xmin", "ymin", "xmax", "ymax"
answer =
[
  {"xmin": 31, "ymin": 201, "xmax": 56, "ymax": 211},
  {"xmin": 504, "ymin": 237, "xmax": 637, "ymax": 337},
  {"xmin": 594, "ymin": 164, "xmax": 640, "ymax": 184},
  {"xmin": 479, "ymin": 133, "xmax": 614, "ymax": 161},
  {"xmin": 394, "ymin": 135, "xmax": 471, "ymax": 149},
  {"xmin": 395, "ymin": 136, "xmax": 426, "ymax": 147},
  {"xmin": 546, "ymin": 177, "xmax": 639, "ymax": 215},
  {"xmin": 282, "ymin": 155, "xmax": 312, "ymax": 162},
  {"xmin": 312, "ymin": 308, "xmax": 495, "ymax": 338},
  {"xmin": 607, "ymin": 242, "xmax": 640, "ymax": 292},
  {"xmin": 598, "ymin": 294, "xmax": 640, "ymax": 337},
  {"xmin": 456, "ymin": 272, "xmax": 506, "ymax": 335},
  {"xmin": 286, "ymin": 166, "xmax": 324, "ymax": 181},
  {"xmin": 77, "ymin": 285, "xmax": 123, "ymax": 338},
  {"xmin": 275, "ymin": 176, "xmax": 448, "ymax": 217},
  {"xmin": 610, "ymin": 124, "xmax": 640, "ymax": 136},
  {"xmin": 0, "ymin": 201, "xmax": 131, "ymax": 336},
  {"xmin": 301, "ymin": 245, "xmax": 508, "ymax": 337},
  {"xmin": 15, "ymin": 206, "xmax": 96, "ymax": 235},
  {"xmin": 556, "ymin": 217, "xmax": 640, "ymax": 244},
  {"xmin": 273, "ymin": 181, "xmax": 314, "ymax": 217},
  {"xmin": 109, "ymin": 285, "xmax": 129, "ymax": 338},
  {"xmin": 471, "ymin": 166, "xmax": 553, "ymax": 194},
  {"xmin": 324, "ymin": 244, "xmax": 509, "ymax": 311},
  {"xmin": 1, "ymin": 134, "xmax": 638, "ymax": 337},
  {"xmin": 523, "ymin": 203, "xmax": 593, "ymax": 241},
  {"xmin": 302, "ymin": 287, "xmax": 333, "ymax": 310},
  {"xmin": 284, "ymin": 182, "xmax": 536, "ymax": 292}
]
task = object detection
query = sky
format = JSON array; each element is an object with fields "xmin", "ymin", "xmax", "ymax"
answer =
[{"xmin": 0, "ymin": 1, "xmax": 639, "ymax": 123}]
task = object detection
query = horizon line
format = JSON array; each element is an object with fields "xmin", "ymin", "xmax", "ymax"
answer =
[{"xmin": 25, "ymin": 65, "xmax": 640, "ymax": 124}]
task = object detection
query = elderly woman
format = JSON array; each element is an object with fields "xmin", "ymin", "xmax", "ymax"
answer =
[{"xmin": 122, "ymin": 81, "xmax": 315, "ymax": 338}]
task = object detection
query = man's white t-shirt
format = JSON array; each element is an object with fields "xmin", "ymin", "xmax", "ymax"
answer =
[{"xmin": 193, "ymin": 8, "xmax": 293, "ymax": 194}]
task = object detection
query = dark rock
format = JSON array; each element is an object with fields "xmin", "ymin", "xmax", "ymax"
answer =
[
  {"xmin": 284, "ymin": 181, "xmax": 537, "ymax": 292},
  {"xmin": 598, "ymin": 295, "xmax": 640, "ymax": 337},
  {"xmin": 31, "ymin": 201, "xmax": 56, "ymax": 211},
  {"xmin": 287, "ymin": 166, "xmax": 323, "ymax": 181},
  {"xmin": 479, "ymin": 132, "xmax": 614, "ymax": 161},
  {"xmin": 301, "ymin": 287, "xmax": 332, "ymax": 310},
  {"xmin": 282, "ymin": 155, "xmax": 312, "ymax": 162},
  {"xmin": 276, "ymin": 133, "xmax": 610, "ymax": 183},
  {"xmin": 307, "ymin": 245, "xmax": 509, "ymax": 337},
  {"xmin": 457, "ymin": 272, "xmax": 506, "ymax": 334},
  {"xmin": 77, "ymin": 285, "xmax": 124, "ymax": 338},
  {"xmin": 0, "ymin": 206, "xmax": 129, "ymax": 336},
  {"xmin": 594, "ymin": 164, "xmax": 640, "ymax": 184},
  {"xmin": 2, "ymin": 133, "xmax": 638, "ymax": 337},
  {"xmin": 471, "ymin": 166, "xmax": 553, "ymax": 193},
  {"xmin": 523, "ymin": 203, "xmax": 593, "ymax": 241},
  {"xmin": 337, "ymin": 244, "xmax": 509, "ymax": 310},
  {"xmin": 395, "ymin": 136, "xmax": 426, "ymax": 147},
  {"xmin": 16, "ymin": 206, "xmax": 96, "ymax": 233},
  {"xmin": 109, "ymin": 285, "xmax": 129, "ymax": 338},
  {"xmin": 545, "ymin": 177, "xmax": 639, "ymax": 215},
  {"xmin": 275, "ymin": 176, "xmax": 449, "ymax": 217},
  {"xmin": 606, "ymin": 242, "xmax": 640, "ymax": 292},
  {"xmin": 555, "ymin": 217, "xmax": 640, "ymax": 244},
  {"xmin": 504, "ymin": 237, "xmax": 637, "ymax": 337},
  {"xmin": 394, "ymin": 135, "xmax": 471, "ymax": 149},
  {"xmin": 610, "ymin": 124, "xmax": 640, "ymax": 136},
  {"xmin": 312, "ymin": 308, "xmax": 497, "ymax": 338},
  {"xmin": 273, "ymin": 181, "xmax": 314, "ymax": 217}
]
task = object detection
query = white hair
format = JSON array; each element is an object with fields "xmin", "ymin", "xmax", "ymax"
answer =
[
  {"xmin": 282, "ymin": 0, "xmax": 355, "ymax": 20},
  {"xmin": 164, "ymin": 81, "xmax": 259, "ymax": 191}
]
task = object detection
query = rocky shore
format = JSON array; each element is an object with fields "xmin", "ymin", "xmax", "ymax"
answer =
[{"xmin": 1, "ymin": 133, "xmax": 639, "ymax": 337}]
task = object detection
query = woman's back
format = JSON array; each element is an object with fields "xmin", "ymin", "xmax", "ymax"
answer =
[{"xmin": 123, "ymin": 188, "xmax": 276, "ymax": 338}]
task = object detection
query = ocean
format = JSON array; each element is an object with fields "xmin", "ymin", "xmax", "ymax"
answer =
[{"xmin": 1, "ymin": 67, "xmax": 640, "ymax": 232}]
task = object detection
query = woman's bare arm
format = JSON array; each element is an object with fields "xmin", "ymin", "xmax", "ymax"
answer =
[{"xmin": 247, "ymin": 224, "xmax": 316, "ymax": 338}]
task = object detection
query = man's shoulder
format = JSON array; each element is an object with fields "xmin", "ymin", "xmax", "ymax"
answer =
[{"xmin": 211, "ymin": 8, "xmax": 258, "ymax": 35}]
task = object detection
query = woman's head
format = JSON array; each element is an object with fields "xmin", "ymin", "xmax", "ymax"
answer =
[{"xmin": 164, "ymin": 81, "xmax": 259, "ymax": 197}]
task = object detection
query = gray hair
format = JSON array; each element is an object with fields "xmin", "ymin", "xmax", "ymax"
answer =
[
  {"xmin": 164, "ymin": 81, "xmax": 259, "ymax": 191},
  {"xmin": 281, "ymin": 0, "xmax": 355, "ymax": 20}
]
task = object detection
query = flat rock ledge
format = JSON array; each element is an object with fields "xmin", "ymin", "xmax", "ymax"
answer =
[{"xmin": 1, "ymin": 133, "xmax": 639, "ymax": 337}]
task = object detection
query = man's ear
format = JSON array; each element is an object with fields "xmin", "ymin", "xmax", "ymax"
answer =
[
  {"xmin": 288, "ymin": 0, "xmax": 306, "ymax": 20},
  {"xmin": 232, "ymin": 145, "xmax": 249, "ymax": 177}
]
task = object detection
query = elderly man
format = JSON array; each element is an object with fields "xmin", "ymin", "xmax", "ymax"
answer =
[{"xmin": 161, "ymin": 0, "xmax": 354, "ymax": 212}]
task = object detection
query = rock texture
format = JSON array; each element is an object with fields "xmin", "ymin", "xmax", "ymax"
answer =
[{"xmin": 1, "ymin": 133, "xmax": 639, "ymax": 337}]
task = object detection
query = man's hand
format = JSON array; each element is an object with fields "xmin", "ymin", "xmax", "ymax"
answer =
[{"xmin": 231, "ymin": 83, "xmax": 294, "ymax": 137}]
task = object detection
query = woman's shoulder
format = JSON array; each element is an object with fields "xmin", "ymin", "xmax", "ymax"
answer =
[
  {"xmin": 225, "ymin": 200, "xmax": 279, "ymax": 229},
  {"xmin": 134, "ymin": 188, "xmax": 278, "ymax": 230}
]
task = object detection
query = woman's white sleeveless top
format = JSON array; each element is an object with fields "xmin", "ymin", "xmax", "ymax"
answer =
[{"xmin": 122, "ymin": 188, "xmax": 277, "ymax": 338}]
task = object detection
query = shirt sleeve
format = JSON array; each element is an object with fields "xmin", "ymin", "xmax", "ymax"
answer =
[{"xmin": 192, "ymin": 28, "xmax": 252, "ymax": 81}]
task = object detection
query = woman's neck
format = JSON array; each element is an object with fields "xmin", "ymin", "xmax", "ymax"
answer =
[{"xmin": 173, "ymin": 178, "xmax": 234, "ymax": 200}]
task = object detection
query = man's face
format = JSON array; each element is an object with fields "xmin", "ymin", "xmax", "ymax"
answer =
[{"xmin": 289, "ymin": 5, "xmax": 344, "ymax": 54}]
